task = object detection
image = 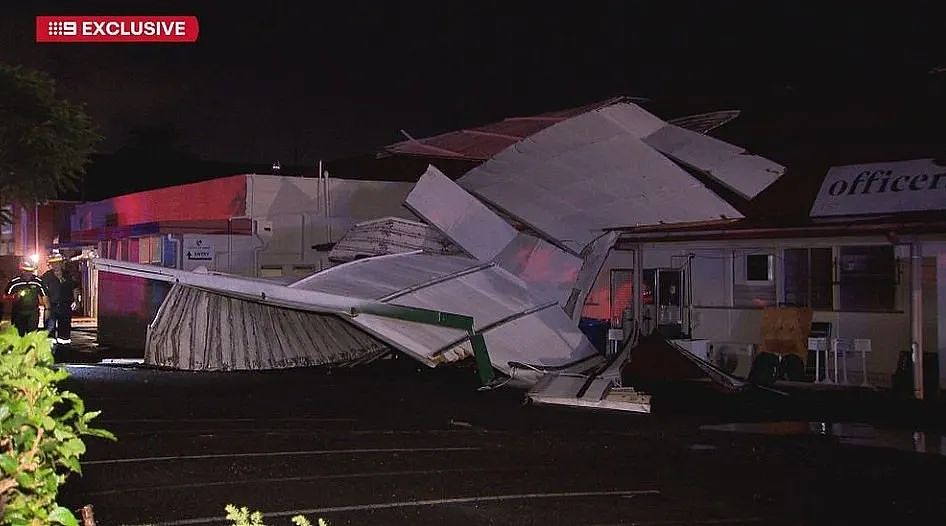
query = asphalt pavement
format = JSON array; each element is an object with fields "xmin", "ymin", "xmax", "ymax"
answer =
[{"xmin": 56, "ymin": 355, "xmax": 946, "ymax": 525}]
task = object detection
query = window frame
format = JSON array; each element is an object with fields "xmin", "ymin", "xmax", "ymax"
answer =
[
  {"xmin": 782, "ymin": 247, "xmax": 833, "ymax": 310},
  {"xmin": 837, "ymin": 245, "xmax": 898, "ymax": 313},
  {"xmin": 744, "ymin": 254, "xmax": 773, "ymax": 283}
]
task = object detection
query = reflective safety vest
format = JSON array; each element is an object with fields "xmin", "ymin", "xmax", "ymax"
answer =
[{"xmin": 6, "ymin": 275, "xmax": 47, "ymax": 312}]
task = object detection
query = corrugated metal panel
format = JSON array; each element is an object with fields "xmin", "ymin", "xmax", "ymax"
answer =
[
  {"xmin": 459, "ymin": 103, "xmax": 743, "ymax": 252},
  {"xmin": 405, "ymin": 166, "xmax": 518, "ymax": 261},
  {"xmin": 327, "ymin": 216, "xmax": 460, "ymax": 263},
  {"xmin": 643, "ymin": 124, "xmax": 785, "ymax": 199},
  {"xmin": 291, "ymin": 252, "xmax": 481, "ymax": 299},
  {"xmin": 146, "ymin": 284, "xmax": 388, "ymax": 371}
]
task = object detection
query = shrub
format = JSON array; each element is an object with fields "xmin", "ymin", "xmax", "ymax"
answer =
[
  {"xmin": 0, "ymin": 328, "xmax": 114, "ymax": 525},
  {"xmin": 225, "ymin": 504, "xmax": 327, "ymax": 526}
]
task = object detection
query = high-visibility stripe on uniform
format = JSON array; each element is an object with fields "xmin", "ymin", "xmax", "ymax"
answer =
[{"xmin": 6, "ymin": 277, "xmax": 46, "ymax": 296}]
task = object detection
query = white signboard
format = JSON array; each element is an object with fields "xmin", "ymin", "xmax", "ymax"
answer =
[
  {"xmin": 811, "ymin": 158, "xmax": 946, "ymax": 217},
  {"xmin": 184, "ymin": 238, "xmax": 214, "ymax": 261}
]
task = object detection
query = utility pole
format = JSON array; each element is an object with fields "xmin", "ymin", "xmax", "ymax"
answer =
[{"xmin": 34, "ymin": 202, "xmax": 39, "ymax": 260}]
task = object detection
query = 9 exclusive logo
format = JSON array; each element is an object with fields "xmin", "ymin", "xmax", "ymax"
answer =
[{"xmin": 36, "ymin": 16, "xmax": 199, "ymax": 43}]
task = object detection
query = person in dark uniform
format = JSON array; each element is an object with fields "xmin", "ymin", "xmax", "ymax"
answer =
[
  {"xmin": 41, "ymin": 254, "xmax": 77, "ymax": 345},
  {"xmin": 4, "ymin": 259, "xmax": 47, "ymax": 336}
]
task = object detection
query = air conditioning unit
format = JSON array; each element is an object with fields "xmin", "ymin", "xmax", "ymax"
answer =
[{"xmin": 708, "ymin": 342, "xmax": 756, "ymax": 378}]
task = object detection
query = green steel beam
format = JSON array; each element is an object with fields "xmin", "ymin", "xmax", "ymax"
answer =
[{"xmin": 468, "ymin": 333, "xmax": 493, "ymax": 385}]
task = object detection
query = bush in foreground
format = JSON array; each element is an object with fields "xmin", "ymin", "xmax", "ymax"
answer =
[
  {"xmin": 0, "ymin": 328, "xmax": 114, "ymax": 525},
  {"xmin": 225, "ymin": 504, "xmax": 328, "ymax": 526}
]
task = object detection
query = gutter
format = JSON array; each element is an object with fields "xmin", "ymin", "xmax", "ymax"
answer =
[{"xmin": 615, "ymin": 220, "xmax": 946, "ymax": 245}]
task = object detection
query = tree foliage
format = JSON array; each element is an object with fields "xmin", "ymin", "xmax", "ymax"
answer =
[
  {"xmin": 0, "ymin": 63, "xmax": 100, "ymax": 221},
  {"xmin": 0, "ymin": 327, "xmax": 114, "ymax": 526}
]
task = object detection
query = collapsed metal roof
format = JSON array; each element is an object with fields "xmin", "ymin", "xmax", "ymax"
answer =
[
  {"xmin": 95, "ymin": 98, "xmax": 785, "ymax": 403},
  {"xmin": 385, "ymin": 97, "xmax": 629, "ymax": 161}
]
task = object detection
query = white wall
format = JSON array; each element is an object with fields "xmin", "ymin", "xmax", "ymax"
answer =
[
  {"xmin": 246, "ymin": 175, "xmax": 415, "ymax": 219},
  {"xmin": 248, "ymin": 176, "xmax": 417, "ymax": 278},
  {"xmin": 939, "ymin": 252, "xmax": 946, "ymax": 390}
]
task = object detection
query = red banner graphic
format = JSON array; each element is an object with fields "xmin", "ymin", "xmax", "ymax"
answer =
[{"xmin": 36, "ymin": 16, "xmax": 199, "ymax": 43}]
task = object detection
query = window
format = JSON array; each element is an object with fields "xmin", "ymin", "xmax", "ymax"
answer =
[
  {"xmin": 734, "ymin": 251, "xmax": 775, "ymax": 308},
  {"xmin": 783, "ymin": 248, "xmax": 832, "ymax": 309},
  {"xmin": 0, "ymin": 206, "xmax": 12, "ymax": 235},
  {"xmin": 839, "ymin": 246, "xmax": 896, "ymax": 311},
  {"xmin": 609, "ymin": 269, "xmax": 633, "ymax": 326},
  {"xmin": 150, "ymin": 236, "xmax": 163, "ymax": 264},
  {"xmin": 138, "ymin": 237, "xmax": 148, "ymax": 263},
  {"xmin": 118, "ymin": 239, "xmax": 138, "ymax": 262},
  {"xmin": 161, "ymin": 236, "xmax": 178, "ymax": 268},
  {"xmin": 745, "ymin": 254, "xmax": 772, "ymax": 282}
]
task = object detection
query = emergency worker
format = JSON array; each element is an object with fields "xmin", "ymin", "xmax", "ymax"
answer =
[
  {"xmin": 4, "ymin": 259, "xmax": 47, "ymax": 336},
  {"xmin": 41, "ymin": 253, "xmax": 77, "ymax": 345}
]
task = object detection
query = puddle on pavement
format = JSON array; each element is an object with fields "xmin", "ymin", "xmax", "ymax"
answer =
[
  {"xmin": 701, "ymin": 421, "xmax": 946, "ymax": 456},
  {"xmin": 688, "ymin": 443, "xmax": 718, "ymax": 451}
]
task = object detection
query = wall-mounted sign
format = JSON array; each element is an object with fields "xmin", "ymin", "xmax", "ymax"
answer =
[
  {"xmin": 811, "ymin": 158, "xmax": 946, "ymax": 217},
  {"xmin": 184, "ymin": 238, "xmax": 214, "ymax": 261}
]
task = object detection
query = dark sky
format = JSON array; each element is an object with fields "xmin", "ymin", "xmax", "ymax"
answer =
[{"xmin": 1, "ymin": 1, "xmax": 944, "ymax": 166}]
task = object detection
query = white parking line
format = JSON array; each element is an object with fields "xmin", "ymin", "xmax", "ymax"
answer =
[
  {"xmin": 112, "ymin": 427, "xmax": 492, "ymax": 437},
  {"xmin": 83, "ymin": 446, "xmax": 480, "ymax": 465},
  {"xmin": 135, "ymin": 489, "xmax": 661, "ymax": 526},
  {"xmin": 86, "ymin": 466, "xmax": 537, "ymax": 496},
  {"xmin": 98, "ymin": 417, "xmax": 356, "ymax": 424},
  {"xmin": 591, "ymin": 519, "xmax": 765, "ymax": 525}
]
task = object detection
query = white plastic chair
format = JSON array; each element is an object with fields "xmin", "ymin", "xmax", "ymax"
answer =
[
  {"xmin": 807, "ymin": 337, "xmax": 829, "ymax": 383},
  {"xmin": 829, "ymin": 338, "xmax": 871, "ymax": 386},
  {"xmin": 854, "ymin": 338, "xmax": 871, "ymax": 387}
]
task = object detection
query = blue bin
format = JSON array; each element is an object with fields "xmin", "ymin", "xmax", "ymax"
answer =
[{"xmin": 579, "ymin": 318, "xmax": 609, "ymax": 355}]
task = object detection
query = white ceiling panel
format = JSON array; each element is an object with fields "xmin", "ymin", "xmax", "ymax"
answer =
[
  {"xmin": 405, "ymin": 166, "xmax": 517, "ymax": 261},
  {"xmin": 643, "ymin": 124, "xmax": 784, "ymax": 199}
]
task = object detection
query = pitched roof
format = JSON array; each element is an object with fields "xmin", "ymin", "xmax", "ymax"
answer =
[{"xmin": 384, "ymin": 97, "xmax": 629, "ymax": 161}]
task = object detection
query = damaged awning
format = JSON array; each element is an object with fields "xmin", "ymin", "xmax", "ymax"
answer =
[
  {"xmin": 147, "ymin": 283, "xmax": 390, "ymax": 370},
  {"xmin": 94, "ymin": 256, "xmax": 601, "ymax": 381},
  {"xmin": 290, "ymin": 251, "xmax": 599, "ymax": 374}
]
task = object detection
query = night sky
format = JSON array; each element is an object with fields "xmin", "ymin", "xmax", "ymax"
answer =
[{"xmin": 1, "ymin": 1, "xmax": 945, "ymax": 168}]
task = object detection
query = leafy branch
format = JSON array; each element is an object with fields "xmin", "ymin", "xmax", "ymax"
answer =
[{"xmin": 0, "ymin": 327, "xmax": 114, "ymax": 526}]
